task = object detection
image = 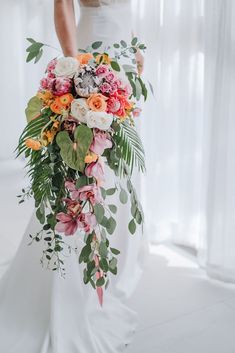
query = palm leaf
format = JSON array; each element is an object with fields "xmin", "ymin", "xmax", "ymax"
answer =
[{"xmin": 113, "ymin": 121, "xmax": 146, "ymax": 177}]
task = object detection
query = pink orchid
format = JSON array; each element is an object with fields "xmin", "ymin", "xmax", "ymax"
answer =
[
  {"xmin": 65, "ymin": 181, "xmax": 79, "ymax": 200},
  {"xmin": 55, "ymin": 212, "xmax": 79, "ymax": 236},
  {"xmin": 76, "ymin": 184, "xmax": 103, "ymax": 205},
  {"xmin": 90, "ymin": 129, "xmax": 112, "ymax": 155},
  {"xmin": 77, "ymin": 212, "xmax": 97, "ymax": 234},
  {"xmin": 85, "ymin": 160, "xmax": 105, "ymax": 185}
]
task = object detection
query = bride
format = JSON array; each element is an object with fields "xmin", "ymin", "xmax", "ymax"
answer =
[{"xmin": 0, "ymin": 0, "xmax": 145, "ymax": 352}]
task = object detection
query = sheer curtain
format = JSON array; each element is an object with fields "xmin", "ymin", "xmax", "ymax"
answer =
[{"xmin": 134, "ymin": 0, "xmax": 235, "ymax": 283}]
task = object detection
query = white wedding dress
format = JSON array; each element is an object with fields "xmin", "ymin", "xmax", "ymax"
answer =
[{"xmin": 0, "ymin": 1, "xmax": 146, "ymax": 352}]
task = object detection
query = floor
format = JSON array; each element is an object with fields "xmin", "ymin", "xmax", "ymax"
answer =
[{"xmin": 1, "ymin": 160, "xmax": 235, "ymax": 353}]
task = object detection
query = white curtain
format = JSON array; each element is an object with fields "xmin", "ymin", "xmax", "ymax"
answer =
[
  {"xmin": 1, "ymin": 0, "xmax": 235, "ymax": 283},
  {"xmin": 134, "ymin": 0, "xmax": 235, "ymax": 283}
]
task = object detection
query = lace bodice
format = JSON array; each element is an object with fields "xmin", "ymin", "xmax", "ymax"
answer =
[{"xmin": 79, "ymin": 0, "xmax": 130, "ymax": 7}]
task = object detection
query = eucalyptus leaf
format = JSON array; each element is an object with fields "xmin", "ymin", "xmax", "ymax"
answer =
[
  {"xmin": 94, "ymin": 203, "xmax": 105, "ymax": 224},
  {"xmin": 91, "ymin": 41, "xmax": 102, "ymax": 49},
  {"xmin": 111, "ymin": 61, "xmax": 120, "ymax": 72},
  {"xmin": 128, "ymin": 219, "xmax": 136, "ymax": 235},
  {"xmin": 119, "ymin": 189, "xmax": 128, "ymax": 204}
]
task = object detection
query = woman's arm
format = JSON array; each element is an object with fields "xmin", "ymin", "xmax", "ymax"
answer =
[{"xmin": 54, "ymin": 0, "xmax": 78, "ymax": 57}]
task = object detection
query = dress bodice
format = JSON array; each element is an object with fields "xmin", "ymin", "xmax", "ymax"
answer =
[
  {"xmin": 76, "ymin": 0, "xmax": 132, "ymax": 49},
  {"xmin": 78, "ymin": 0, "xmax": 130, "ymax": 7}
]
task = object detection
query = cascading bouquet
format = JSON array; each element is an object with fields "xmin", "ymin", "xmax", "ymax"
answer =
[{"xmin": 17, "ymin": 38, "xmax": 148, "ymax": 304}]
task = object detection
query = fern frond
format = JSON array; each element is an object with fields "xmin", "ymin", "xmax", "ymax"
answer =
[{"xmin": 113, "ymin": 121, "xmax": 146, "ymax": 177}]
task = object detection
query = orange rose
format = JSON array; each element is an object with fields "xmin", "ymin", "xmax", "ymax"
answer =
[
  {"xmin": 76, "ymin": 53, "xmax": 93, "ymax": 65},
  {"xmin": 25, "ymin": 139, "xmax": 41, "ymax": 151},
  {"xmin": 87, "ymin": 93, "xmax": 107, "ymax": 112}
]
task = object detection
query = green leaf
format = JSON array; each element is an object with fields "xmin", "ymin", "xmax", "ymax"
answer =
[
  {"xmin": 76, "ymin": 176, "xmax": 87, "ymax": 189},
  {"xmin": 110, "ymin": 247, "xmax": 120, "ymax": 255},
  {"xmin": 138, "ymin": 77, "xmax": 148, "ymax": 101},
  {"xmin": 135, "ymin": 78, "xmax": 142, "ymax": 100},
  {"xmin": 106, "ymin": 188, "xmax": 116, "ymax": 196},
  {"xmin": 109, "ymin": 257, "xmax": 118, "ymax": 270},
  {"xmin": 108, "ymin": 204, "xmax": 117, "ymax": 214},
  {"xmin": 79, "ymin": 244, "xmax": 91, "ymax": 263},
  {"xmin": 123, "ymin": 64, "xmax": 137, "ymax": 73},
  {"xmin": 110, "ymin": 61, "xmax": 121, "ymax": 72},
  {"xmin": 99, "ymin": 241, "xmax": 108, "ymax": 258},
  {"xmin": 106, "ymin": 217, "xmax": 117, "ymax": 235},
  {"xmin": 91, "ymin": 41, "xmax": 102, "ymax": 49},
  {"xmin": 34, "ymin": 48, "xmax": 43, "ymax": 64},
  {"xmin": 94, "ymin": 203, "xmax": 105, "ymax": 224},
  {"xmin": 113, "ymin": 43, "xmax": 120, "ymax": 48},
  {"xmin": 120, "ymin": 40, "xmax": 127, "ymax": 48},
  {"xmin": 119, "ymin": 189, "xmax": 128, "ymax": 204},
  {"xmin": 100, "ymin": 258, "xmax": 109, "ymax": 272},
  {"xmin": 96, "ymin": 277, "xmax": 105, "ymax": 287},
  {"xmin": 56, "ymin": 125, "xmax": 93, "ymax": 172},
  {"xmin": 100, "ymin": 187, "xmax": 106, "ymax": 199},
  {"xmin": 128, "ymin": 219, "xmax": 136, "ymax": 234},
  {"xmin": 139, "ymin": 44, "xmax": 146, "ymax": 50},
  {"xmin": 26, "ymin": 51, "xmax": 37, "ymax": 63},
  {"xmin": 131, "ymin": 37, "xmax": 138, "ymax": 46},
  {"xmin": 113, "ymin": 121, "xmax": 146, "ymax": 176},
  {"xmin": 26, "ymin": 38, "xmax": 36, "ymax": 44},
  {"xmin": 25, "ymin": 96, "xmax": 42, "ymax": 123}
]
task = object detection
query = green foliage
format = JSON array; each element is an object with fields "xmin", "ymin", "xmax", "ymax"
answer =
[
  {"xmin": 25, "ymin": 96, "xmax": 43, "ymax": 123},
  {"xmin": 91, "ymin": 41, "xmax": 102, "ymax": 50},
  {"xmin": 110, "ymin": 61, "xmax": 121, "ymax": 72},
  {"xmin": 128, "ymin": 219, "xmax": 136, "ymax": 234},
  {"xmin": 112, "ymin": 121, "xmax": 146, "ymax": 177},
  {"xmin": 56, "ymin": 125, "xmax": 93, "ymax": 172},
  {"xmin": 26, "ymin": 38, "xmax": 44, "ymax": 63},
  {"xmin": 16, "ymin": 111, "xmax": 50, "ymax": 157}
]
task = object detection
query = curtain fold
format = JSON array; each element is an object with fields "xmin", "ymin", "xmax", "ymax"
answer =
[
  {"xmin": 134, "ymin": 0, "xmax": 235, "ymax": 283},
  {"xmin": 0, "ymin": 0, "xmax": 235, "ymax": 283}
]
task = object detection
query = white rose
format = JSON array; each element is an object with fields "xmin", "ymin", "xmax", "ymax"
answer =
[
  {"xmin": 70, "ymin": 98, "xmax": 89, "ymax": 123},
  {"xmin": 54, "ymin": 57, "xmax": 79, "ymax": 78},
  {"xmin": 86, "ymin": 111, "xmax": 113, "ymax": 131}
]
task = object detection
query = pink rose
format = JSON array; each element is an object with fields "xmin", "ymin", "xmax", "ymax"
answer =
[
  {"xmin": 90, "ymin": 129, "xmax": 112, "ymax": 155},
  {"xmin": 100, "ymin": 82, "xmax": 113, "ymax": 94},
  {"xmin": 107, "ymin": 96, "xmax": 121, "ymax": 114},
  {"xmin": 85, "ymin": 160, "xmax": 105, "ymax": 185},
  {"xmin": 105, "ymin": 72, "xmax": 116, "ymax": 83},
  {"xmin": 96, "ymin": 65, "xmax": 109, "ymax": 78}
]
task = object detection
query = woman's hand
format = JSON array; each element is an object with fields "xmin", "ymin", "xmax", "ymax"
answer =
[
  {"xmin": 135, "ymin": 49, "xmax": 144, "ymax": 76},
  {"xmin": 54, "ymin": 0, "xmax": 78, "ymax": 57}
]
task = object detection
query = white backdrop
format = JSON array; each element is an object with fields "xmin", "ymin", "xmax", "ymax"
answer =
[{"xmin": 0, "ymin": 0, "xmax": 235, "ymax": 283}]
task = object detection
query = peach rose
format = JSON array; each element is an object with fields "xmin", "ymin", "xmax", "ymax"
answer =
[
  {"xmin": 25, "ymin": 139, "xmax": 41, "ymax": 151},
  {"xmin": 76, "ymin": 53, "xmax": 93, "ymax": 65},
  {"xmin": 87, "ymin": 93, "xmax": 107, "ymax": 112}
]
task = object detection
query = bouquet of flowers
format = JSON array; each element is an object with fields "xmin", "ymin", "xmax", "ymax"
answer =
[{"xmin": 17, "ymin": 38, "xmax": 147, "ymax": 304}]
